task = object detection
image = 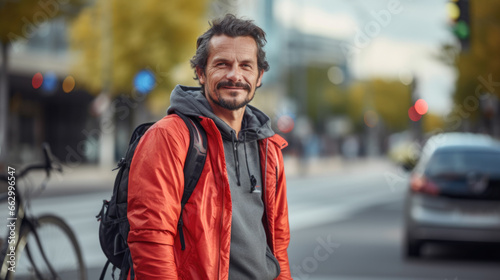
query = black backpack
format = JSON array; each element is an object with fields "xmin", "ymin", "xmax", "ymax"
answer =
[{"xmin": 96, "ymin": 113, "xmax": 207, "ymax": 280}]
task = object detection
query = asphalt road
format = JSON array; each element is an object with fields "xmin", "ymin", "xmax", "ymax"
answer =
[{"xmin": 2, "ymin": 160, "xmax": 499, "ymax": 279}]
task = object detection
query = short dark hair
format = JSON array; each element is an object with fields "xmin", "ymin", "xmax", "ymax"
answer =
[{"xmin": 190, "ymin": 14, "xmax": 270, "ymax": 92}]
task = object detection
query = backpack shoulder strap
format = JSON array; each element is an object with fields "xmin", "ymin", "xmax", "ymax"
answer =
[
  {"xmin": 175, "ymin": 112, "xmax": 207, "ymax": 250},
  {"xmin": 177, "ymin": 113, "xmax": 207, "ymax": 205}
]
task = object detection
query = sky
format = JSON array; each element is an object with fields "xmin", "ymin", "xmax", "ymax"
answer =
[{"xmin": 273, "ymin": 0, "xmax": 457, "ymax": 115}]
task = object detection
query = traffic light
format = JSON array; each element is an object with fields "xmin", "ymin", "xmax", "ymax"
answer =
[
  {"xmin": 447, "ymin": 0, "xmax": 471, "ymax": 51},
  {"xmin": 408, "ymin": 99, "xmax": 428, "ymax": 122}
]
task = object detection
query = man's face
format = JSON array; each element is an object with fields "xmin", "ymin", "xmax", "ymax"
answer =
[{"xmin": 196, "ymin": 35, "xmax": 264, "ymax": 111}]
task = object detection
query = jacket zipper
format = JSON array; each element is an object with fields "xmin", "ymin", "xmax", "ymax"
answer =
[
  {"xmin": 218, "ymin": 179, "xmax": 223, "ymax": 280},
  {"xmin": 218, "ymin": 132, "xmax": 224, "ymax": 280},
  {"xmin": 262, "ymin": 139, "xmax": 272, "ymax": 251},
  {"xmin": 205, "ymin": 120, "xmax": 224, "ymax": 280}
]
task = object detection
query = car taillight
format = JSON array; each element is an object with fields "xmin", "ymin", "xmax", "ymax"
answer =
[{"xmin": 410, "ymin": 174, "xmax": 440, "ymax": 195}]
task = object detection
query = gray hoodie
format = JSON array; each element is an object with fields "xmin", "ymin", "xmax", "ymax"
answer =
[{"xmin": 167, "ymin": 85, "xmax": 281, "ymax": 279}]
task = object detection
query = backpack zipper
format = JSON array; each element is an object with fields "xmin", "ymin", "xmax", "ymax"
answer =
[{"xmin": 112, "ymin": 158, "xmax": 126, "ymax": 171}]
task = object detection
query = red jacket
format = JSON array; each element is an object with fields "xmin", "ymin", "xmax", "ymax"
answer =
[{"xmin": 127, "ymin": 115, "xmax": 292, "ymax": 279}]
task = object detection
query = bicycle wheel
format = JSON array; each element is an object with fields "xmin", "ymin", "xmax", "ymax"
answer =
[{"xmin": 7, "ymin": 215, "xmax": 87, "ymax": 280}]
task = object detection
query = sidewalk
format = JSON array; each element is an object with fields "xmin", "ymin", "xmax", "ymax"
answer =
[
  {"xmin": 283, "ymin": 156, "xmax": 397, "ymax": 178},
  {"xmin": 37, "ymin": 156, "xmax": 397, "ymax": 195}
]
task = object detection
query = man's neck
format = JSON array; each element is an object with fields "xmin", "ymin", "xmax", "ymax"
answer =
[{"xmin": 211, "ymin": 105, "xmax": 246, "ymax": 137}]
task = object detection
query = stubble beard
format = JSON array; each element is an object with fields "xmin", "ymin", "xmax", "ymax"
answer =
[{"xmin": 206, "ymin": 83, "xmax": 256, "ymax": 111}]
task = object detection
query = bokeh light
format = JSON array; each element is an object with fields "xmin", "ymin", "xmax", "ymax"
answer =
[
  {"xmin": 364, "ymin": 110, "xmax": 379, "ymax": 128},
  {"xmin": 398, "ymin": 71, "xmax": 413, "ymax": 86},
  {"xmin": 63, "ymin": 76, "xmax": 76, "ymax": 93},
  {"xmin": 41, "ymin": 72, "xmax": 58, "ymax": 92},
  {"xmin": 408, "ymin": 106, "xmax": 422, "ymax": 122},
  {"xmin": 32, "ymin": 72, "xmax": 43, "ymax": 89},
  {"xmin": 134, "ymin": 69, "xmax": 156, "ymax": 94},
  {"xmin": 327, "ymin": 66, "xmax": 345, "ymax": 85},
  {"xmin": 414, "ymin": 99, "xmax": 428, "ymax": 115},
  {"xmin": 447, "ymin": 2, "xmax": 460, "ymax": 21},
  {"xmin": 277, "ymin": 115, "xmax": 295, "ymax": 133}
]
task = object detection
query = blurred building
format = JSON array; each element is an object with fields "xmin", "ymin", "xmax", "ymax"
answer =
[
  {"xmin": 5, "ymin": 18, "xmax": 94, "ymax": 164},
  {"xmin": 231, "ymin": 0, "xmax": 351, "ymax": 156},
  {"xmin": 232, "ymin": 0, "xmax": 350, "ymax": 91}
]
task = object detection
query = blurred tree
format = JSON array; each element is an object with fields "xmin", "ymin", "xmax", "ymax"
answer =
[
  {"xmin": 70, "ymin": 0, "xmax": 207, "ymax": 115},
  {"xmin": 370, "ymin": 79, "xmax": 411, "ymax": 131},
  {"xmin": 347, "ymin": 82, "xmax": 365, "ymax": 132},
  {"xmin": 347, "ymin": 79, "xmax": 411, "ymax": 133},
  {"xmin": 423, "ymin": 112, "xmax": 444, "ymax": 133},
  {"xmin": 450, "ymin": 0, "xmax": 500, "ymax": 133},
  {"xmin": 304, "ymin": 66, "xmax": 344, "ymax": 128},
  {"xmin": 70, "ymin": 0, "xmax": 207, "ymax": 167},
  {"xmin": 0, "ymin": 0, "xmax": 82, "ymax": 161}
]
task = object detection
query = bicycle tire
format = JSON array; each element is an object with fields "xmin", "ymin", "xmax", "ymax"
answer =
[{"xmin": 6, "ymin": 215, "xmax": 87, "ymax": 280}]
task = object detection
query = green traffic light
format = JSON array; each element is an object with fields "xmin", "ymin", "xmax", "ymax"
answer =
[{"xmin": 454, "ymin": 20, "xmax": 470, "ymax": 39}]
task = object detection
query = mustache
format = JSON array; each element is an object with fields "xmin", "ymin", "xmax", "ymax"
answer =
[{"xmin": 216, "ymin": 81, "xmax": 251, "ymax": 91}]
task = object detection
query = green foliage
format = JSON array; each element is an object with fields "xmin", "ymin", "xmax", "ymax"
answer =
[
  {"xmin": 370, "ymin": 79, "xmax": 411, "ymax": 131},
  {"xmin": 422, "ymin": 112, "xmax": 444, "ymax": 133},
  {"xmin": 347, "ymin": 79, "xmax": 411, "ymax": 132},
  {"xmin": 0, "ymin": 0, "xmax": 83, "ymax": 45},
  {"xmin": 347, "ymin": 82, "xmax": 365, "ymax": 131},
  {"xmin": 0, "ymin": 0, "xmax": 39, "ymax": 44},
  {"xmin": 70, "ymin": 0, "xmax": 207, "ymax": 113},
  {"xmin": 305, "ymin": 66, "xmax": 348, "ymax": 126},
  {"xmin": 285, "ymin": 65, "xmax": 412, "ymax": 133}
]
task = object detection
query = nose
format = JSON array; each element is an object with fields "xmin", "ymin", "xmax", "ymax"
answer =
[{"xmin": 226, "ymin": 65, "xmax": 242, "ymax": 82}]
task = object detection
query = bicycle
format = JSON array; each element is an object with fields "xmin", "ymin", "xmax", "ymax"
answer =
[{"xmin": 0, "ymin": 143, "xmax": 87, "ymax": 280}]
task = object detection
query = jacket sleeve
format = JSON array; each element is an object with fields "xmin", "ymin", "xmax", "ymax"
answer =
[
  {"xmin": 127, "ymin": 120, "xmax": 189, "ymax": 279},
  {"xmin": 274, "ymin": 144, "xmax": 293, "ymax": 280}
]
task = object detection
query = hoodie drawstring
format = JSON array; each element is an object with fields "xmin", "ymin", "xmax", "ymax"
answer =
[
  {"xmin": 232, "ymin": 130, "xmax": 257, "ymax": 193},
  {"xmin": 243, "ymin": 131, "xmax": 257, "ymax": 193},
  {"xmin": 231, "ymin": 130, "xmax": 241, "ymax": 186}
]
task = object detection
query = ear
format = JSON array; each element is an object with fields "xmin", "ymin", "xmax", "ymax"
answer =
[
  {"xmin": 256, "ymin": 69, "xmax": 264, "ymax": 87},
  {"xmin": 196, "ymin": 66, "xmax": 206, "ymax": 85}
]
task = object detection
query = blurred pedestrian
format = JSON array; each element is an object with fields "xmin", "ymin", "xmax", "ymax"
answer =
[{"xmin": 127, "ymin": 14, "xmax": 292, "ymax": 279}]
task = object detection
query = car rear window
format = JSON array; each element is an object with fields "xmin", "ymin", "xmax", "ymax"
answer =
[{"xmin": 425, "ymin": 150, "xmax": 500, "ymax": 177}]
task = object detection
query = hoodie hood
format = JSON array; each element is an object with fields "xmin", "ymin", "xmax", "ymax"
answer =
[{"xmin": 167, "ymin": 85, "xmax": 275, "ymax": 141}]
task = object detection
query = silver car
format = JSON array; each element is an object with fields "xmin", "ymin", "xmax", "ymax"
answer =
[{"xmin": 404, "ymin": 132, "xmax": 500, "ymax": 258}]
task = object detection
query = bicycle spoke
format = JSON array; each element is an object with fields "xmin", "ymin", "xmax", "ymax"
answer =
[{"xmin": 10, "ymin": 216, "xmax": 86, "ymax": 280}]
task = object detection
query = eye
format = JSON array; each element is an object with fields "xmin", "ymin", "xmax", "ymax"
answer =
[{"xmin": 216, "ymin": 62, "xmax": 227, "ymax": 67}]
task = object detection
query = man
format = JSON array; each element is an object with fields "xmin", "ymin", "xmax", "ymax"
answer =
[{"xmin": 127, "ymin": 14, "xmax": 292, "ymax": 279}]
